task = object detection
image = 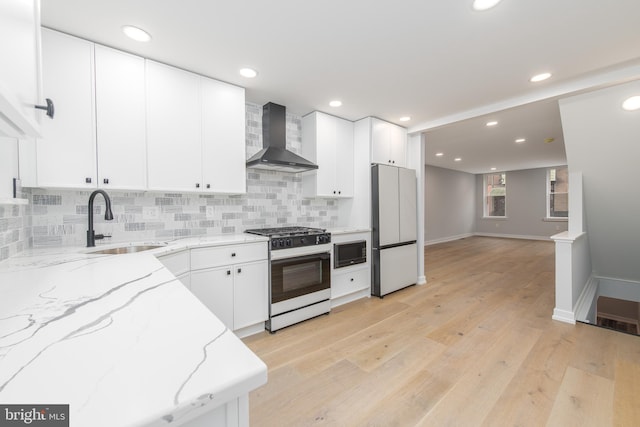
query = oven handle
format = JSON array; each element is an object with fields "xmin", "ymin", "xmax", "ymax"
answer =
[{"xmin": 271, "ymin": 252, "xmax": 330, "ymax": 266}]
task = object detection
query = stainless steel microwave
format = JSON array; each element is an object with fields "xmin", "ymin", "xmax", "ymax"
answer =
[{"xmin": 334, "ymin": 240, "xmax": 366, "ymax": 268}]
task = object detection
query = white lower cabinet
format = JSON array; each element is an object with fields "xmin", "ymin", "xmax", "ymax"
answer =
[
  {"xmin": 191, "ymin": 266, "xmax": 235, "ymax": 329},
  {"xmin": 189, "ymin": 242, "xmax": 268, "ymax": 336},
  {"xmin": 331, "ymin": 267, "xmax": 369, "ymax": 300}
]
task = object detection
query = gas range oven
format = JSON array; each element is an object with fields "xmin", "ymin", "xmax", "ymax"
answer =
[{"xmin": 245, "ymin": 226, "xmax": 332, "ymax": 332}]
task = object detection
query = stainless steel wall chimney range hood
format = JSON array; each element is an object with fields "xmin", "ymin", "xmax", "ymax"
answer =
[{"xmin": 246, "ymin": 102, "xmax": 318, "ymax": 173}]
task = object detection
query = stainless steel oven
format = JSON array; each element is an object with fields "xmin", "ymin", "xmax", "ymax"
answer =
[
  {"xmin": 334, "ymin": 240, "xmax": 367, "ymax": 268},
  {"xmin": 245, "ymin": 227, "xmax": 332, "ymax": 332}
]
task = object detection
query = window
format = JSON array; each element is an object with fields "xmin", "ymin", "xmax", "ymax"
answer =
[
  {"xmin": 548, "ymin": 166, "xmax": 568, "ymax": 218},
  {"xmin": 484, "ymin": 172, "xmax": 506, "ymax": 217}
]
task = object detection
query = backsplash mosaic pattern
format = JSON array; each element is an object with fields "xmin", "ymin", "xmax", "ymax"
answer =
[
  {"xmin": 0, "ymin": 204, "xmax": 31, "ymax": 261},
  {"xmin": 29, "ymin": 102, "xmax": 339, "ymax": 248}
]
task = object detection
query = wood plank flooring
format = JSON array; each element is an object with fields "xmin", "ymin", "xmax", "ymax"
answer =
[{"xmin": 243, "ymin": 236, "xmax": 640, "ymax": 426}]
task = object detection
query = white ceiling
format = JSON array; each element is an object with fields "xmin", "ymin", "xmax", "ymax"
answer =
[{"xmin": 40, "ymin": 0, "xmax": 640, "ymax": 174}]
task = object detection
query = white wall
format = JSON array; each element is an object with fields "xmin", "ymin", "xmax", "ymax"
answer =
[
  {"xmin": 475, "ymin": 167, "xmax": 568, "ymax": 239},
  {"xmin": 424, "ymin": 165, "xmax": 475, "ymax": 244},
  {"xmin": 559, "ymin": 79, "xmax": 640, "ymax": 282}
]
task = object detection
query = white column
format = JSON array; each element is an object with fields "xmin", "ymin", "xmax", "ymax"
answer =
[{"xmin": 407, "ymin": 131, "xmax": 426, "ymax": 285}]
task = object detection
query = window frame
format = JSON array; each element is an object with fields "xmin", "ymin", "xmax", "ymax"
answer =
[
  {"xmin": 483, "ymin": 172, "xmax": 507, "ymax": 218},
  {"xmin": 546, "ymin": 166, "xmax": 569, "ymax": 220}
]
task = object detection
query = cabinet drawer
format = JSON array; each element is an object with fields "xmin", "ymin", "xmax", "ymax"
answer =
[
  {"xmin": 191, "ymin": 242, "xmax": 267, "ymax": 270},
  {"xmin": 332, "ymin": 267, "xmax": 370, "ymax": 299},
  {"xmin": 157, "ymin": 250, "xmax": 190, "ymax": 276}
]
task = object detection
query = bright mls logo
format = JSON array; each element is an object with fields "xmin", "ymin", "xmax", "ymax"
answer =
[{"xmin": 0, "ymin": 405, "xmax": 69, "ymax": 426}]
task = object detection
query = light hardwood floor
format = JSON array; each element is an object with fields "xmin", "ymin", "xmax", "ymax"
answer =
[{"xmin": 243, "ymin": 237, "xmax": 640, "ymax": 426}]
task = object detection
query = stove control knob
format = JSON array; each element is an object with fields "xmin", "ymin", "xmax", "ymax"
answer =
[
  {"xmin": 300, "ymin": 237, "xmax": 306, "ymax": 245},
  {"xmin": 286, "ymin": 239, "xmax": 292, "ymax": 247},
  {"xmin": 278, "ymin": 239, "xmax": 285, "ymax": 247},
  {"xmin": 271, "ymin": 240, "xmax": 278, "ymax": 249}
]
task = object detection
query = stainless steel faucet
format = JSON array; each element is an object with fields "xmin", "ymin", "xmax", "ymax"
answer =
[{"xmin": 87, "ymin": 189, "xmax": 114, "ymax": 247}]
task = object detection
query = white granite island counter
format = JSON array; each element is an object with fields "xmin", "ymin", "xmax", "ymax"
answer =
[{"xmin": 0, "ymin": 236, "xmax": 268, "ymax": 427}]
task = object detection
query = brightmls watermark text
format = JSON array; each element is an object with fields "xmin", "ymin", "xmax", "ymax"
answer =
[{"xmin": 0, "ymin": 405, "xmax": 68, "ymax": 426}]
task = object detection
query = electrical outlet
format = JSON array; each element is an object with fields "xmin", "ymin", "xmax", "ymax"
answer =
[
  {"xmin": 142, "ymin": 206, "xmax": 160, "ymax": 220},
  {"xmin": 206, "ymin": 206, "xmax": 215, "ymax": 218}
]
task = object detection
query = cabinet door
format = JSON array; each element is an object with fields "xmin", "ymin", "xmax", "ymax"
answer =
[
  {"xmin": 389, "ymin": 124, "xmax": 407, "ymax": 167},
  {"xmin": 315, "ymin": 112, "xmax": 337, "ymax": 196},
  {"xmin": 38, "ymin": 29, "xmax": 96, "ymax": 188},
  {"xmin": 95, "ymin": 46, "xmax": 146, "ymax": 190},
  {"xmin": 190, "ymin": 266, "xmax": 234, "ymax": 329},
  {"xmin": 233, "ymin": 260, "xmax": 268, "ymax": 330},
  {"xmin": 201, "ymin": 78, "xmax": 246, "ymax": 193},
  {"xmin": 0, "ymin": 0, "xmax": 40, "ymax": 137},
  {"xmin": 0, "ymin": 138, "xmax": 19, "ymax": 201},
  {"xmin": 370, "ymin": 118, "xmax": 390, "ymax": 165},
  {"xmin": 146, "ymin": 61, "xmax": 202, "ymax": 192},
  {"xmin": 334, "ymin": 117, "xmax": 354, "ymax": 197}
]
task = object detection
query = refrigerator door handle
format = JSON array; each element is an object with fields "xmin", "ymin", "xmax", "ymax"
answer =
[{"xmin": 379, "ymin": 240, "xmax": 417, "ymax": 250}]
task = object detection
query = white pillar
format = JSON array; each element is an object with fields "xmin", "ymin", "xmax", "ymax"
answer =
[{"xmin": 407, "ymin": 132, "xmax": 426, "ymax": 285}]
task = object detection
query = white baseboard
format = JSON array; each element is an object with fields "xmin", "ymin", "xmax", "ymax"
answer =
[
  {"xmin": 330, "ymin": 288, "xmax": 370, "ymax": 309},
  {"xmin": 424, "ymin": 233, "xmax": 474, "ymax": 246},
  {"xmin": 473, "ymin": 232, "xmax": 553, "ymax": 241},
  {"xmin": 574, "ymin": 275, "xmax": 598, "ymax": 323},
  {"xmin": 233, "ymin": 322, "xmax": 266, "ymax": 338},
  {"xmin": 417, "ymin": 275, "xmax": 427, "ymax": 285},
  {"xmin": 552, "ymin": 308, "xmax": 576, "ymax": 324}
]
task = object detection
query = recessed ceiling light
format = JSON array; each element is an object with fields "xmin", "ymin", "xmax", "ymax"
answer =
[
  {"xmin": 239, "ymin": 68, "xmax": 258, "ymax": 78},
  {"xmin": 472, "ymin": 0, "xmax": 502, "ymax": 11},
  {"xmin": 435, "ymin": 152, "xmax": 444, "ymax": 157},
  {"xmin": 515, "ymin": 138, "xmax": 526, "ymax": 143},
  {"xmin": 530, "ymin": 72, "xmax": 552, "ymax": 83},
  {"xmin": 122, "ymin": 25, "xmax": 151, "ymax": 42},
  {"xmin": 622, "ymin": 95, "xmax": 640, "ymax": 111},
  {"xmin": 486, "ymin": 121, "xmax": 498, "ymax": 127},
  {"xmin": 329, "ymin": 100, "xmax": 342, "ymax": 107},
  {"xmin": 490, "ymin": 167, "xmax": 497, "ymax": 171},
  {"xmin": 454, "ymin": 157, "xmax": 462, "ymax": 162},
  {"xmin": 399, "ymin": 116, "xmax": 411, "ymax": 122}
]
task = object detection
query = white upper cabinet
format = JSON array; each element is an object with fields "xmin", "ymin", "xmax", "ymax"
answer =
[
  {"xmin": 23, "ymin": 30, "xmax": 246, "ymax": 193},
  {"xmin": 146, "ymin": 60, "xmax": 202, "ymax": 192},
  {"xmin": 201, "ymin": 78, "xmax": 246, "ymax": 194},
  {"xmin": 147, "ymin": 61, "xmax": 246, "ymax": 193},
  {"xmin": 0, "ymin": 0, "xmax": 41, "ymax": 138},
  {"xmin": 301, "ymin": 111, "xmax": 354, "ymax": 198},
  {"xmin": 37, "ymin": 29, "xmax": 96, "ymax": 188},
  {"xmin": 370, "ymin": 118, "xmax": 407, "ymax": 167},
  {"xmin": 95, "ymin": 45, "xmax": 146, "ymax": 190}
]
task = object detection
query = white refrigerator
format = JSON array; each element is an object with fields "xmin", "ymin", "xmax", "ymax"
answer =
[{"xmin": 371, "ymin": 164, "xmax": 418, "ymax": 297}]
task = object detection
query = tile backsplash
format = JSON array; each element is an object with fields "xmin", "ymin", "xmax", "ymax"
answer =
[
  {"xmin": 27, "ymin": 102, "xmax": 339, "ymax": 248},
  {"xmin": 0, "ymin": 204, "xmax": 30, "ymax": 261}
]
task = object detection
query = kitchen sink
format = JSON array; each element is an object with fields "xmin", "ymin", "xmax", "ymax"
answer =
[{"xmin": 86, "ymin": 244, "xmax": 166, "ymax": 255}]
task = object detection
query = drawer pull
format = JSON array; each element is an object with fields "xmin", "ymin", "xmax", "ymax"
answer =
[
  {"xmin": 231, "ymin": 252, "xmax": 236, "ymax": 257},
  {"xmin": 226, "ymin": 270, "xmax": 231, "ymax": 275},
  {"xmin": 237, "ymin": 268, "xmax": 242, "ymax": 274},
  {"xmin": 350, "ymin": 278, "xmax": 354, "ymax": 282}
]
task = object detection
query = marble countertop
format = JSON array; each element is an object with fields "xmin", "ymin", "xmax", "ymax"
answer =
[{"xmin": 0, "ymin": 234, "xmax": 268, "ymax": 427}]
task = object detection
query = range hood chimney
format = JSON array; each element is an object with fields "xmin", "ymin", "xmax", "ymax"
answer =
[{"xmin": 246, "ymin": 102, "xmax": 318, "ymax": 173}]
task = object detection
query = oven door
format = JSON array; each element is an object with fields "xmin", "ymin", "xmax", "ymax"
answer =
[{"xmin": 271, "ymin": 251, "xmax": 331, "ymax": 304}]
